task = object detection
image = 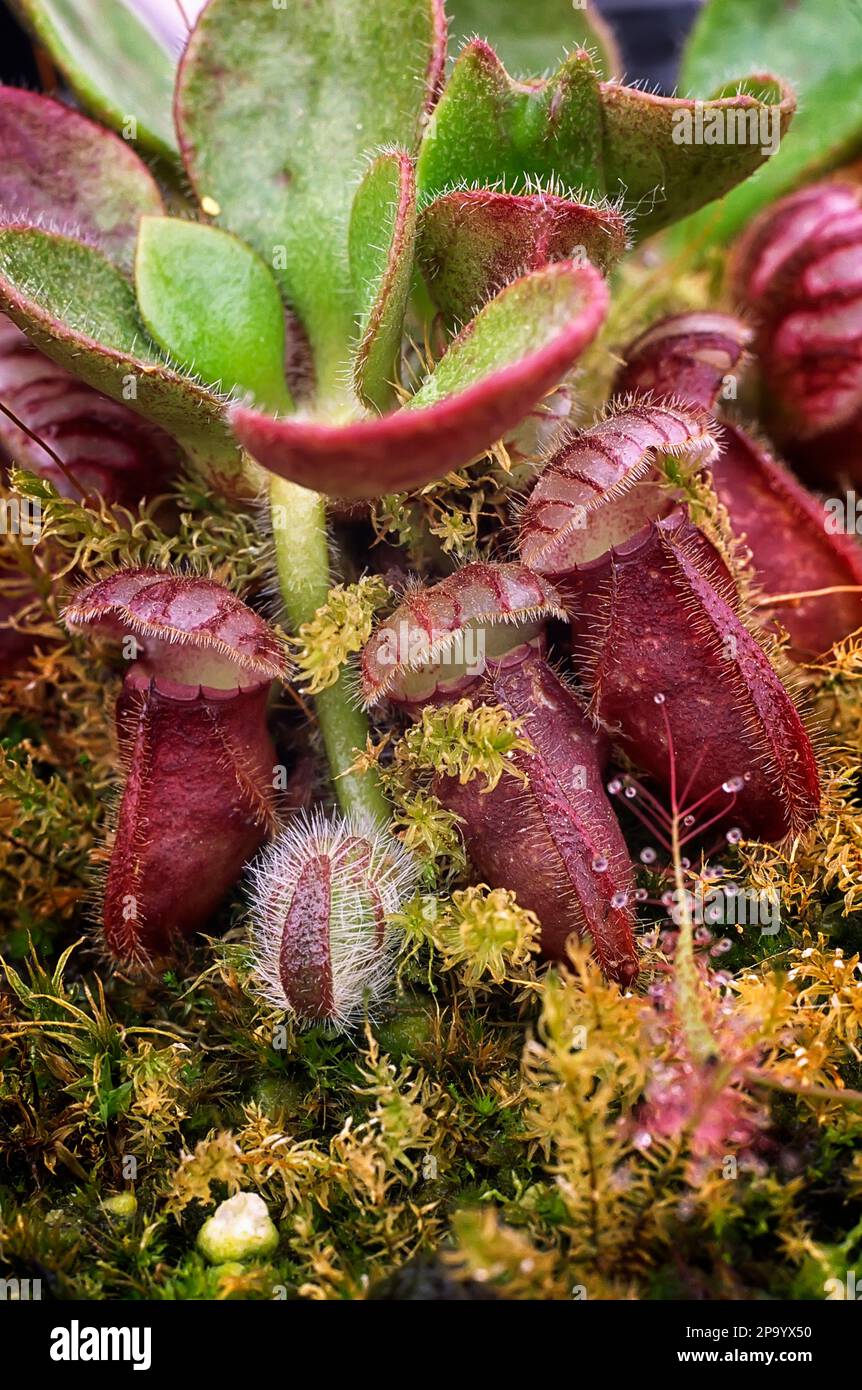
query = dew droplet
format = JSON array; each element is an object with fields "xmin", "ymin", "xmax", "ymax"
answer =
[
  {"xmin": 681, "ymin": 857, "xmax": 690, "ymax": 870},
  {"xmin": 607, "ymin": 778, "xmax": 623, "ymax": 795},
  {"xmin": 661, "ymin": 890, "xmax": 676, "ymax": 908},
  {"xmin": 633, "ymin": 1130, "xmax": 653, "ymax": 1151},
  {"xmin": 611, "ymin": 890, "xmax": 629, "ymax": 909},
  {"xmin": 639, "ymin": 846, "xmax": 657, "ymax": 865},
  {"xmin": 683, "ymin": 814, "xmax": 695, "ymax": 827},
  {"xmin": 624, "ymin": 785, "xmax": 637, "ymax": 799},
  {"xmin": 591, "ymin": 855, "xmax": 608, "ymax": 873},
  {"xmin": 722, "ymin": 776, "xmax": 744, "ymax": 794},
  {"xmin": 634, "ymin": 888, "xmax": 649, "ymax": 902},
  {"xmin": 725, "ymin": 827, "xmax": 742, "ymax": 845},
  {"xmin": 653, "ymin": 692, "xmax": 666, "ymax": 705}
]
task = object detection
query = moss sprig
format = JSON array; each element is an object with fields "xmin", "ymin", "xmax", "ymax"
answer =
[{"xmin": 291, "ymin": 575, "xmax": 391, "ymax": 695}]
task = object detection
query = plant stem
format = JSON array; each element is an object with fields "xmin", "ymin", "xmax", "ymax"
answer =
[
  {"xmin": 659, "ymin": 699, "xmax": 716, "ymax": 1066},
  {"xmin": 670, "ymin": 808, "xmax": 716, "ymax": 1066},
  {"xmin": 270, "ymin": 474, "xmax": 330, "ymax": 629},
  {"xmin": 269, "ymin": 473, "xmax": 389, "ymax": 827},
  {"xmin": 743, "ymin": 1069, "xmax": 862, "ymax": 1109}
]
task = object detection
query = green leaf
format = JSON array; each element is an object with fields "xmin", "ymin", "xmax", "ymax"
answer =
[
  {"xmin": 176, "ymin": 0, "xmax": 445, "ymax": 409},
  {"xmin": 409, "ymin": 262, "xmax": 600, "ymax": 408},
  {"xmin": 97, "ymin": 1076, "xmax": 133, "ymax": 1125},
  {"xmin": 135, "ymin": 217, "xmax": 292, "ymax": 415},
  {"xmin": 446, "ymin": 0, "xmax": 620, "ymax": 78},
  {"xmin": 231, "ymin": 260, "xmax": 609, "ymax": 498},
  {"xmin": 349, "ymin": 152, "xmax": 417, "ymax": 413},
  {"xmin": 416, "ymin": 40, "xmax": 795, "ymax": 239},
  {"xmin": 0, "ymin": 227, "xmax": 239, "ymax": 476},
  {"xmin": 12, "ymin": 0, "xmax": 179, "ymax": 162},
  {"xmin": 0, "ymin": 87, "xmax": 164, "ymax": 273},
  {"xmin": 675, "ymin": 0, "xmax": 862, "ymax": 246},
  {"xmin": 418, "ymin": 45, "xmax": 603, "ymax": 203}
]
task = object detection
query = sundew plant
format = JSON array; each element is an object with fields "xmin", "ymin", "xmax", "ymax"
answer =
[{"xmin": 0, "ymin": 0, "xmax": 861, "ymax": 1305}]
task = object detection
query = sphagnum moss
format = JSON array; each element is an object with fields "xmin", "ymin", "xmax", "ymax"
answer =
[{"xmin": 0, "ymin": 0, "xmax": 861, "ymax": 1305}]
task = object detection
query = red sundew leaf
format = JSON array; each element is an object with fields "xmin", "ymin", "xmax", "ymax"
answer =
[
  {"xmin": 64, "ymin": 568, "xmax": 287, "ymax": 689},
  {"xmin": 0, "ymin": 313, "xmax": 181, "ymax": 503},
  {"xmin": 418, "ymin": 187, "xmax": 627, "ymax": 324},
  {"xmin": 518, "ymin": 401, "xmax": 717, "ymax": 575},
  {"xmin": 731, "ymin": 180, "xmax": 862, "ymax": 470},
  {"xmin": 565, "ymin": 512, "xmax": 821, "ymax": 843},
  {"xmin": 64, "ymin": 568, "xmax": 286, "ymax": 966},
  {"xmin": 360, "ymin": 561, "xmax": 564, "ymax": 706},
  {"xmin": 0, "ymin": 86, "xmax": 164, "ymax": 274},
  {"xmin": 612, "ymin": 311, "xmax": 862, "ymax": 660},
  {"xmin": 637, "ymin": 1039, "xmax": 766, "ymax": 1163},
  {"xmin": 433, "ymin": 648, "xmax": 638, "ymax": 986},
  {"xmin": 231, "ymin": 260, "xmax": 608, "ymax": 499}
]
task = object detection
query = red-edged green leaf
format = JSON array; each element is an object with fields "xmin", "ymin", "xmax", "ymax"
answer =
[
  {"xmin": 418, "ymin": 44, "xmax": 603, "ymax": 202},
  {"xmin": 675, "ymin": 0, "xmax": 862, "ymax": 247},
  {"xmin": 176, "ymin": 0, "xmax": 447, "ymax": 407},
  {"xmin": 135, "ymin": 216, "xmax": 292, "ymax": 415},
  {"xmin": 418, "ymin": 188, "xmax": 627, "ymax": 324},
  {"xmin": 416, "ymin": 40, "xmax": 795, "ymax": 238},
  {"xmin": 349, "ymin": 152, "xmax": 417, "ymax": 413},
  {"xmin": 601, "ymin": 75, "xmax": 794, "ymax": 237},
  {"xmin": 12, "ymin": 0, "xmax": 180, "ymax": 161},
  {"xmin": 0, "ymin": 86, "xmax": 164, "ymax": 273},
  {"xmin": 231, "ymin": 260, "xmax": 608, "ymax": 499},
  {"xmin": 446, "ymin": 0, "xmax": 620, "ymax": 79},
  {"xmin": 0, "ymin": 226, "xmax": 238, "ymax": 475}
]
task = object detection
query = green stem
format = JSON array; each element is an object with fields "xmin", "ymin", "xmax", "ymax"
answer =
[
  {"xmin": 270, "ymin": 474, "xmax": 330, "ymax": 628},
  {"xmin": 269, "ymin": 474, "xmax": 389, "ymax": 828}
]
